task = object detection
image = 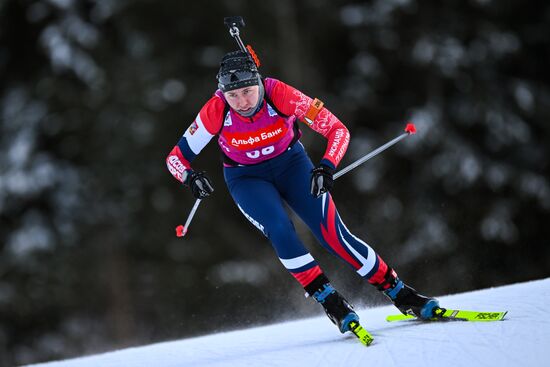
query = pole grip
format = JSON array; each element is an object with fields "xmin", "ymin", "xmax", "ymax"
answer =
[
  {"xmin": 224, "ymin": 16, "xmax": 248, "ymax": 53},
  {"xmin": 224, "ymin": 16, "xmax": 245, "ymax": 29}
]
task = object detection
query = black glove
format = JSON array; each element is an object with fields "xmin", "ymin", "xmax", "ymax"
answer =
[
  {"xmin": 310, "ymin": 164, "xmax": 335, "ymax": 198},
  {"xmin": 185, "ymin": 170, "xmax": 214, "ymax": 199}
]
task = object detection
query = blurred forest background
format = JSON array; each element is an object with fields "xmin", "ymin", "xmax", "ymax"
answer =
[{"xmin": 1, "ymin": 0, "xmax": 549, "ymax": 365}]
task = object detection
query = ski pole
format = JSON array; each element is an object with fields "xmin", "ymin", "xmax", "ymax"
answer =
[
  {"xmin": 175, "ymin": 16, "xmax": 249, "ymax": 239},
  {"xmin": 334, "ymin": 123, "xmax": 417, "ymax": 180},
  {"xmin": 224, "ymin": 16, "xmax": 247, "ymax": 53},
  {"xmin": 224, "ymin": 16, "xmax": 261, "ymax": 67},
  {"xmin": 175, "ymin": 198, "xmax": 202, "ymax": 238}
]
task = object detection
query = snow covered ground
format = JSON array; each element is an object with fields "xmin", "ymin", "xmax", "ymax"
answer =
[{"xmin": 29, "ymin": 278, "xmax": 550, "ymax": 367}]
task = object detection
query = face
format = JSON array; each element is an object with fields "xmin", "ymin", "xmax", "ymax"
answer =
[{"xmin": 223, "ymin": 85, "xmax": 260, "ymax": 115}]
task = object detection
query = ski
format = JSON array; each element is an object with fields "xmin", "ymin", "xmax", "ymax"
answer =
[
  {"xmin": 386, "ymin": 308, "xmax": 508, "ymax": 322},
  {"xmin": 348, "ymin": 320, "xmax": 374, "ymax": 346}
]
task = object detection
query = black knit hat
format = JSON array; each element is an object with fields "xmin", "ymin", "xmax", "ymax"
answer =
[{"xmin": 217, "ymin": 50, "xmax": 260, "ymax": 92}]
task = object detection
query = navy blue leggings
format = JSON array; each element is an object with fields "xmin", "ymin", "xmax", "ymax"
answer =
[{"xmin": 223, "ymin": 142, "xmax": 387, "ymax": 287}]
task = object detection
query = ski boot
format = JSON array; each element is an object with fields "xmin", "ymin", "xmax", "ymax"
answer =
[
  {"xmin": 378, "ymin": 269, "xmax": 440, "ymax": 319},
  {"xmin": 306, "ymin": 275, "xmax": 359, "ymax": 333}
]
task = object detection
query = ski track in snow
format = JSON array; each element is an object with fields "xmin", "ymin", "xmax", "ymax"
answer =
[{"xmin": 29, "ymin": 278, "xmax": 550, "ymax": 367}]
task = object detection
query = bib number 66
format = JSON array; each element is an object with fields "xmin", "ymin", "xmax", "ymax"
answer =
[{"xmin": 246, "ymin": 145, "xmax": 275, "ymax": 159}]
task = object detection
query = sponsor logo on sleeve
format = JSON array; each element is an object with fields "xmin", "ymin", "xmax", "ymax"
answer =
[
  {"xmin": 328, "ymin": 128, "xmax": 350, "ymax": 162},
  {"xmin": 188, "ymin": 120, "xmax": 199, "ymax": 135}
]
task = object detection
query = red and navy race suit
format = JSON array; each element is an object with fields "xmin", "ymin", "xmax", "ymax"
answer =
[{"xmin": 166, "ymin": 78, "xmax": 390, "ymax": 288}]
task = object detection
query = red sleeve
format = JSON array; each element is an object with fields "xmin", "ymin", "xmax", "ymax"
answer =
[
  {"xmin": 198, "ymin": 95, "xmax": 226, "ymax": 135},
  {"xmin": 166, "ymin": 145, "xmax": 191, "ymax": 183},
  {"xmin": 166, "ymin": 94, "xmax": 225, "ymax": 183},
  {"xmin": 267, "ymin": 78, "xmax": 350, "ymax": 168}
]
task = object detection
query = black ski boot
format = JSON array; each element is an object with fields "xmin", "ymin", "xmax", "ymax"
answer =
[
  {"xmin": 376, "ymin": 268, "xmax": 439, "ymax": 319},
  {"xmin": 306, "ymin": 275, "xmax": 359, "ymax": 333}
]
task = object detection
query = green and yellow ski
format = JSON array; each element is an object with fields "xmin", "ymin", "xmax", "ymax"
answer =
[
  {"xmin": 349, "ymin": 320, "xmax": 374, "ymax": 346},
  {"xmin": 386, "ymin": 308, "xmax": 508, "ymax": 322}
]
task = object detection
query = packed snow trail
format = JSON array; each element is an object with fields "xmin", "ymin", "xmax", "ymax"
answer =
[{"xmin": 30, "ymin": 278, "xmax": 550, "ymax": 367}]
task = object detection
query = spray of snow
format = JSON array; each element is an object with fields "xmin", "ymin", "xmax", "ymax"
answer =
[{"xmin": 29, "ymin": 278, "xmax": 549, "ymax": 367}]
